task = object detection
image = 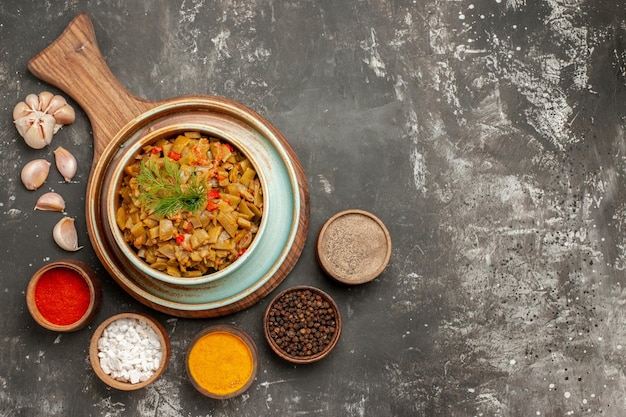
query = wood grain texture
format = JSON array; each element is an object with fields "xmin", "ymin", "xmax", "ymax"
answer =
[{"xmin": 27, "ymin": 13, "xmax": 158, "ymax": 161}]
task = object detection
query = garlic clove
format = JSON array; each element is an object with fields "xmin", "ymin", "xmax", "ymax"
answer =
[
  {"xmin": 35, "ymin": 192, "xmax": 66, "ymax": 212},
  {"xmin": 24, "ymin": 93, "xmax": 39, "ymax": 110},
  {"xmin": 52, "ymin": 103, "xmax": 76, "ymax": 125},
  {"xmin": 53, "ymin": 146, "xmax": 77, "ymax": 181},
  {"xmin": 44, "ymin": 95, "xmax": 76, "ymax": 125},
  {"xmin": 53, "ymin": 217, "xmax": 82, "ymax": 251},
  {"xmin": 12, "ymin": 101, "xmax": 31, "ymax": 120},
  {"xmin": 38, "ymin": 91, "xmax": 54, "ymax": 112},
  {"xmin": 45, "ymin": 94, "xmax": 67, "ymax": 113},
  {"xmin": 13, "ymin": 117, "xmax": 31, "ymax": 140},
  {"xmin": 21, "ymin": 159, "xmax": 51, "ymax": 190}
]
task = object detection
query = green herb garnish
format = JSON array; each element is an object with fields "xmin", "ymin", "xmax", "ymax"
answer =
[{"xmin": 136, "ymin": 158, "xmax": 206, "ymax": 216}]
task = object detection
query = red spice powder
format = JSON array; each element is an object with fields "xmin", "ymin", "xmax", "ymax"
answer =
[{"xmin": 34, "ymin": 267, "xmax": 91, "ymax": 326}]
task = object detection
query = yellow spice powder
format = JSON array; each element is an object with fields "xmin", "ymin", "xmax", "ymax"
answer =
[{"xmin": 188, "ymin": 331, "xmax": 254, "ymax": 396}]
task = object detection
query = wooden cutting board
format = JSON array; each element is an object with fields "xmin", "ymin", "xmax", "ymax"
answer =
[{"xmin": 28, "ymin": 13, "xmax": 309, "ymax": 318}]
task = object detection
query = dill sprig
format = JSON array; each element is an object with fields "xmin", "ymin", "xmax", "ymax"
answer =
[{"xmin": 136, "ymin": 158, "xmax": 206, "ymax": 216}]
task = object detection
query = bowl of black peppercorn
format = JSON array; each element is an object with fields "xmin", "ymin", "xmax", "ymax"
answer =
[{"xmin": 264, "ymin": 285, "xmax": 342, "ymax": 364}]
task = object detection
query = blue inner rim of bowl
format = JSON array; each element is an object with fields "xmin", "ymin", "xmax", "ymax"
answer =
[{"xmin": 97, "ymin": 99, "xmax": 300, "ymax": 310}]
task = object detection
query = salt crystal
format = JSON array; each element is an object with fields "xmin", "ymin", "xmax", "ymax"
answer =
[
  {"xmin": 100, "ymin": 357, "xmax": 110, "ymax": 374},
  {"xmin": 109, "ymin": 356, "xmax": 122, "ymax": 371},
  {"xmin": 129, "ymin": 369, "xmax": 141, "ymax": 384}
]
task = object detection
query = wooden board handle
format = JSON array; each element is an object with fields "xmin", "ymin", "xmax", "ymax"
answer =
[{"xmin": 28, "ymin": 13, "xmax": 157, "ymax": 159}]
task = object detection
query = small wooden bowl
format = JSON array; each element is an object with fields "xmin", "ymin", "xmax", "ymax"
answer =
[
  {"xmin": 26, "ymin": 259, "xmax": 102, "ymax": 332},
  {"xmin": 316, "ymin": 209, "xmax": 392, "ymax": 284},
  {"xmin": 264, "ymin": 286, "xmax": 342, "ymax": 364},
  {"xmin": 186, "ymin": 325, "xmax": 258, "ymax": 399},
  {"xmin": 89, "ymin": 312, "xmax": 171, "ymax": 390}
]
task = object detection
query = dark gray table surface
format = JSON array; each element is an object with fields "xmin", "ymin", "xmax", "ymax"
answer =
[{"xmin": 1, "ymin": 1, "xmax": 626, "ymax": 416}]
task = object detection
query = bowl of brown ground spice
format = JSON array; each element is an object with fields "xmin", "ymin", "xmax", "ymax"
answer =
[
  {"xmin": 316, "ymin": 209, "xmax": 392, "ymax": 285},
  {"xmin": 264, "ymin": 286, "xmax": 342, "ymax": 364}
]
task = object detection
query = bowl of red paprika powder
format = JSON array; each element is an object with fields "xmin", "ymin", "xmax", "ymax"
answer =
[{"xmin": 26, "ymin": 259, "xmax": 102, "ymax": 332}]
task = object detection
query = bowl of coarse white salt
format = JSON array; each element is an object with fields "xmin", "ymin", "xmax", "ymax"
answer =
[{"xmin": 89, "ymin": 312, "xmax": 171, "ymax": 390}]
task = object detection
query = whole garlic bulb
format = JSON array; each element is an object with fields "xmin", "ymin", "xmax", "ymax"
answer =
[{"xmin": 13, "ymin": 92, "xmax": 76, "ymax": 149}]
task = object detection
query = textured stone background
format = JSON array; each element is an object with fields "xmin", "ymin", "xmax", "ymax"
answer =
[{"xmin": 1, "ymin": 1, "xmax": 625, "ymax": 416}]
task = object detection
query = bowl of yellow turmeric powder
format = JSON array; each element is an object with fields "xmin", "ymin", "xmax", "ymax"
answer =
[{"xmin": 186, "ymin": 324, "xmax": 258, "ymax": 399}]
